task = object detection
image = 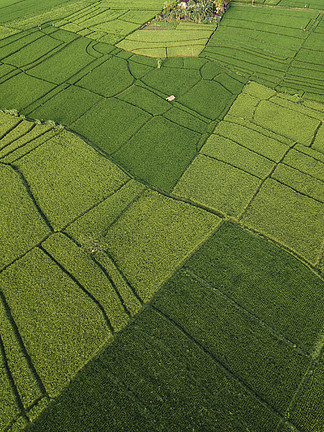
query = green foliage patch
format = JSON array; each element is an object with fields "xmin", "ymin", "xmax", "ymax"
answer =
[
  {"xmin": 114, "ymin": 116, "xmax": 200, "ymax": 191},
  {"xmin": 0, "ymin": 164, "xmax": 50, "ymax": 271},
  {"xmin": 152, "ymin": 269, "xmax": 310, "ymax": 413},
  {"xmin": 27, "ymin": 305, "xmax": 281, "ymax": 432},
  {"xmin": 14, "ymin": 130, "xmax": 129, "ymax": 231},
  {"xmin": 201, "ymin": 133, "xmax": 275, "ymax": 178},
  {"xmin": 73, "ymin": 97, "xmax": 151, "ymax": 154},
  {"xmin": 42, "ymin": 233, "xmax": 130, "ymax": 332},
  {"xmin": 105, "ymin": 189, "xmax": 221, "ymax": 301},
  {"xmin": 28, "ymin": 38, "xmax": 94, "ymax": 84},
  {"xmin": 0, "ymin": 73, "xmax": 55, "ymax": 112},
  {"xmin": 178, "ymin": 79, "xmax": 233, "ymax": 120},
  {"xmin": 172, "ymin": 154, "xmax": 261, "ymax": 217},
  {"xmin": 77, "ymin": 57, "xmax": 134, "ymax": 97},
  {"xmin": 28, "ymin": 85, "xmax": 102, "ymax": 125},
  {"xmin": 186, "ymin": 222, "xmax": 324, "ymax": 352},
  {"xmin": 0, "ymin": 247, "xmax": 109, "ymax": 398},
  {"xmin": 242, "ymin": 178, "xmax": 324, "ymax": 265}
]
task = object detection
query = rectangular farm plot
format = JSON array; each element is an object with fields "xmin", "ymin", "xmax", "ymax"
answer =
[
  {"xmin": 201, "ymin": 134, "xmax": 275, "ymax": 179},
  {"xmin": 172, "ymin": 154, "xmax": 261, "ymax": 217},
  {"xmin": 254, "ymin": 100, "xmax": 320, "ymax": 146},
  {"xmin": 76, "ymin": 56, "xmax": 134, "ymax": 98},
  {"xmin": 105, "ymin": 189, "xmax": 221, "ymax": 302},
  {"xmin": 0, "ymin": 300, "xmax": 42, "ymax": 412},
  {"xmin": 215, "ymin": 120, "xmax": 290, "ymax": 162},
  {"xmin": 65, "ymin": 179, "xmax": 146, "ymax": 240},
  {"xmin": 186, "ymin": 222, "xmax": 324, "ymax": 353},
  {"xmin": 178, "ymin": 80, "xmax": 233, "ymax": 120},
  {"xmin": 291, "ymin": 359, "xmax": 324, "ymax": 432},
  {"xmin": 242, "ymin": 178, "xmax": 324, "ymax": 265},
  {"xmin": 14, "ymin": 130, "xmax": 130, "ymax": 231},
  {"xmin": 0, "ymin": 248, "xmax": 110, "ymax": 398},
  {"xmin": 152, "ymin": 269, "xmax": 310, "ymax": 414},
  {"xmin": 272, "ymin": 163, "xmax": 324, "ymax": 202},
  {"xmin": 114, "ymin": 116, "xmax": 200, "ymax": 192}
]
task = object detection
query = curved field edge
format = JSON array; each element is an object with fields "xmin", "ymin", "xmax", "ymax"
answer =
[{"xmin": 26, "ymin": 222, "xmax": 324, "ymax": 432}]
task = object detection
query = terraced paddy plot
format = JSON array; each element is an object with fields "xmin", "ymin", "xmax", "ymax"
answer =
[
  {"xmin": 117, "ymin": 22, "xmax": 217, "ymax": 58},
  {"xmin": 53, "ymin": 0, "xmax": 163, "ymax": 44},
  {"xmin": 202, "ymin": 4, "xmax": 324, "ymax": 102},
  {"xmin": 27, "ymin": 223, "xmax": 324, "ymax": 432}
]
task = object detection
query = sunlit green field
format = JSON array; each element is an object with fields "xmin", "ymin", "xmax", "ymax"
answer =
[{"xmin": 0, "ymin": 0, "xmax": 323, "ymax": 431}]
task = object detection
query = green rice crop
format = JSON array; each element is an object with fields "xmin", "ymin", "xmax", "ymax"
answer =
[
  {"xmin": 0, "ymin": 111, "xmax": 21, "ymax": 137},
  {"xmin": 93, "ymin": 252, "xmax": 143, "ymax": 317},
  {"xmin": 117, "ymin": 84, "xmax": 170, "ymax": 115},
  {"xmin": 152, "ymin": 268, "xmax": 310, "ymax": 413},
  {"xmin": 242, "ymin": 178, "xmax": 324, "ymax": 265},
  {"xmin": 0, "ymin": 247, "xmax": 109, "ymax": 398},
  {"xmin": 0, "ymin": 300, "xmax": 42, "ymax": 411},
  {"xmin": 272, "ymin": 163, "xmax": 324, "ymax": 202},
  {"xmin": 77, "ymin": 57, "xmax": 134, "ymax": 97},
  {"xmin": 186, "ymin": 222, "xmax": 324, "ymax": 352},
  {"xmin": 42, "ymin": 233, "xmax": 130, "ymax": 332},
  {"xmin": 28, "ymin": 305, "xmax": 281, "ymax": 432},
  {"xmin": 0, "ymin": 354, "xmax": 20, "ymax": 431},
  {"xmin": 73, "ymin": 97, "xmax": 151, "ymax": 154},
  {"xmin": 201, "ymin": 134, "xmax": 275, "ymax": 178},
  {"xmin": 291, "ymin": 359, "xmax": 324, "ymax": 431},
  {"xmin": 105, "ymin": 189, "xmax": 221, "ymax": 301},
  {"xmin": 2, "ymin": 34, "xmax": 62, "ymax": 70},
  {"xmin": 141, "ymin": 66, "xmax": 201, "ymax": 97},
  {"xmin": 178, "ymin": 80, "xmax": 233, "ymax": 120},
  {"xmin": 29, "ymin": 85, "xmax": 102, "ymax": 126},
  {"xmin": 0, "ymin": 122, "xmax": 52, "ymax": 159},
  {"xmin": 0, "ymin": 73, "xmax": 55, "ymax": 112},
  {"xmin": 254, "ymin": 100, "xmax": 321, "ymax": 146},
  {"xmin": 173, "ymin": 154, "xmax": 261, "ymax": 217},
  {"xmin": 281, "ymin": 146, "xmax": 324, "ymax": 181},
  {"xmin": 114, "ymin": 116, "xmax": 200, "ymax": 191},
  {"xmin": 65, "ymin": 179, "xmax": 146, "ymax": 240},
  {"xmin": 215, "ymin": 120, "xmax": 291, "ymax": 161},
  {"xmin": 0, "ymin": 164, "xmax": 50, "ymax": 270},
  {"xmin": 15, "ymin": 130, "xmax": 129, "ymax": 231},
  {"xmin": 28, "ymin": 37, "xmax": 94, "ymax": 84},
  {"xmin": 164, "ymin": 106, "xmax": 208, "ymax": 133}
]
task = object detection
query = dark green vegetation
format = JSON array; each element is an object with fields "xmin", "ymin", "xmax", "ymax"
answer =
[
  {"xmin": 0, "ymin": 0, "xmax": 323, "ymax": 431},
  {"xmin": 27, "ymin": 223, "xmax": 324, "ymax": 432}
]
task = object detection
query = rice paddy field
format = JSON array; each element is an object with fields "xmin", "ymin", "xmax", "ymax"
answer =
[{"xmin": 0, "ymin": 0, "xmax": 323, "ymax": 431}]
